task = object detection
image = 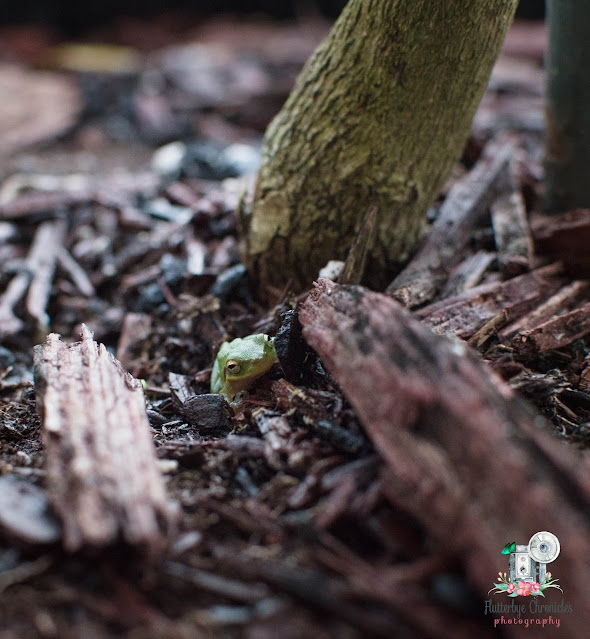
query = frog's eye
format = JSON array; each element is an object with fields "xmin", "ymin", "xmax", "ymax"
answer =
[{"xmin": 225, "ymin": 360, "xmax": 241, "ymax": 375}]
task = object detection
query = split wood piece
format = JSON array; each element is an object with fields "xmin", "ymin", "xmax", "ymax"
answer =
[
  {"xmin": 299, "ymin": 279, "xmax": 590, "ymax": 639},
  {"xmin": 511, "ymin": 301, "xmax": 590, "ymax": 357},
  {"xmin": 0, "ymin": 191, "xmax": 93, "ymax": 221},
  {"xmin": 163, "ymin": 561, "xmax": 270, "ymax": 604},
  {"xmin": 386, "ymin": 136, "xmax": 514, "ymax": 308},
  {"xmin": 26, "ymin": 220, "xmax": 67, "ymax": 332},
  {"xmin": 159, "ymin": 435, "xmax": 266, "ymax": 465},
  {"xmin": 253, "ymin": 409, "xmax": 296, "ymax": 472},
  {"xmin": 415, "ymin": 262, "xmax": 567, "ymax": 340},
  {"xmin": 111, "ymin": 222, "xmax": 187, "ymax": 274},
  {"xmin": 33, "ymin": 325, "xmax": 178, "ymax": 559},
  {"xmin": 440, "ymin": 250, "xmax": 496, "ymax": 298},
  {"xmin": 499, "ymin": 280, "xmax": 590, "ymax": 340},
  {"xmin": 338, "ymin": 202, "xmax": 378, "ymax": 286},
  {"xmin": 0, "ymin": 220, "xmax": 66, "ymax": 338},
  {"xmin": 490, "ymin": 168, "xmax": 533, "ymax": 277},
  {"xmin": 56, "ymin": 247, "xmax": 95, "ymax": 297},
  {"xmin": 116, "ymin": 312, "xmax": 152, "ymax": 371},
  {"xmin": 534, "ymin": 209, "xmax": 590, "ymax": 277},
  {"xmin": 0, "ymin": 270, "xmax": 29, "ymax": 337},
  {"xmin": 466, "ymin": 310, "xmax": 510, "ymax": 351}
]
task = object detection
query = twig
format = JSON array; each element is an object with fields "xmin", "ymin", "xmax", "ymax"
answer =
[
  {"xmin": 0, "ymin": 220, "xmax": 66, "ymax": 337},
  {"xmin": 26, "ymin": 220, "xmax": 67, "ymax": 332},
  {"xmin": 56, "ymin": 246, "xmax": 95, "ymax": 297}
]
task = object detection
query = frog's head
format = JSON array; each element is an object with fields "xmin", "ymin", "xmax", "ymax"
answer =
[
  {"xmin": 213, "ymin": 334, "xmax": 277, "ymax": 400},
  {"xmin": 222, "ymin": 334, "xmax": 275, "ymax": 384}
]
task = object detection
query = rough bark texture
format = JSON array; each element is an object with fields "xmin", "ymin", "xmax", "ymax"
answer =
[
  {"xmin": 245, "ymin": 0, "xmax": 519, "ymax": 298},
  {"xmin": 299, "ymin": 279, "xmax": 590, "ymax": 639},
  {"xmin": 34, "ymin": 326, "xmax": 178, "ymax": 559},
  {"xmin": 545, "ymin": 0, "xmax": 590, "ymax": 213}
]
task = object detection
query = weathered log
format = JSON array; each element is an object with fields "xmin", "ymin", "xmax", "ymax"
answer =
[
  {"xmin": 299, "ymin": 278, "xmax": 590, "ymax": 638},
  {"xmin": 34, "ymin": 325, "xmax": 178, "ymax": 558}
]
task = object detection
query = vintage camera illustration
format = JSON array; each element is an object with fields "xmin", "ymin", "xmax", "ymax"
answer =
[{"xmin": 508, "ymin": 531, "xmax": 560, "ymax": 584}]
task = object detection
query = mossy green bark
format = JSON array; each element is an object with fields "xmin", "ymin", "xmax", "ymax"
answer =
[
  {"xmin": 545, "ymin": 0, "xmax": 590, "ymax": 213},
  {"xmin": 244, "ymin": 0, "xmax": 518, "ymax": 297}
]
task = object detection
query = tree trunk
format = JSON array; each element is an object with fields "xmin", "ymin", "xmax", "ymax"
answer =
[
  {"xmin": 244, "ymin": 0, "xmax": 518, "ymax": 298},
  {"xmin": 544, "ymin": 0, "xmax": 590, "ymax": 213}
]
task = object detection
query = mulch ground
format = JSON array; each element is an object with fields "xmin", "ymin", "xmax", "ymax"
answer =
[{"xmin": 0, "ymin": 15, "xmax": 588, "ymax": 639}]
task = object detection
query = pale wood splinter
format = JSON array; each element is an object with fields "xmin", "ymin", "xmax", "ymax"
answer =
[{"xmin": 34, "ymin": 325, "xmax": 177, "ymax": 559}]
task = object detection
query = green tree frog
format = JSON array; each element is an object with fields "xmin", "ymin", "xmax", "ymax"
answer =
[{"xmin": 210, "ymin": 334, "xmax": 277, "ymax": 404}]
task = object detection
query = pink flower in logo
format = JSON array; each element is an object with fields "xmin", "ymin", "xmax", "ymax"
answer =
[
  {"xmin": 545, "ymin": 572, "xmax": 552, "ymax": 581},
  {"xmin": 517, "ymin": 581, "xmax": 531, "ymax": 596},
  {"xmin": 507, "ymin": 583, "xmax": 516, "ymax": 594},
  {"xmin": 530, "ymin": 582, "xmax": 540, "ymax": 593}
]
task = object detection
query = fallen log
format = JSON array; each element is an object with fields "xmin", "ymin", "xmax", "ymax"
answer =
[
  {"xmin": 299, "ymin": 278, "xmax": 590, "ymax": 638},
  {"xmin": 33, "ymin": 325, "xmax": 178, "ymax": 559}
]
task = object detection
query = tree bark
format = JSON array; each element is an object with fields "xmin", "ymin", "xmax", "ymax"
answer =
[
  {"xmin": 299, "ymin": 279, "xmax": 590, "ymax": 639},
  {"xmin": 245, "ymin": 0, "xmax": 518, "ymax": 298},
  {"xmin": 545, "ymin": 0, "xmax": 590, "ymax": 212}
]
